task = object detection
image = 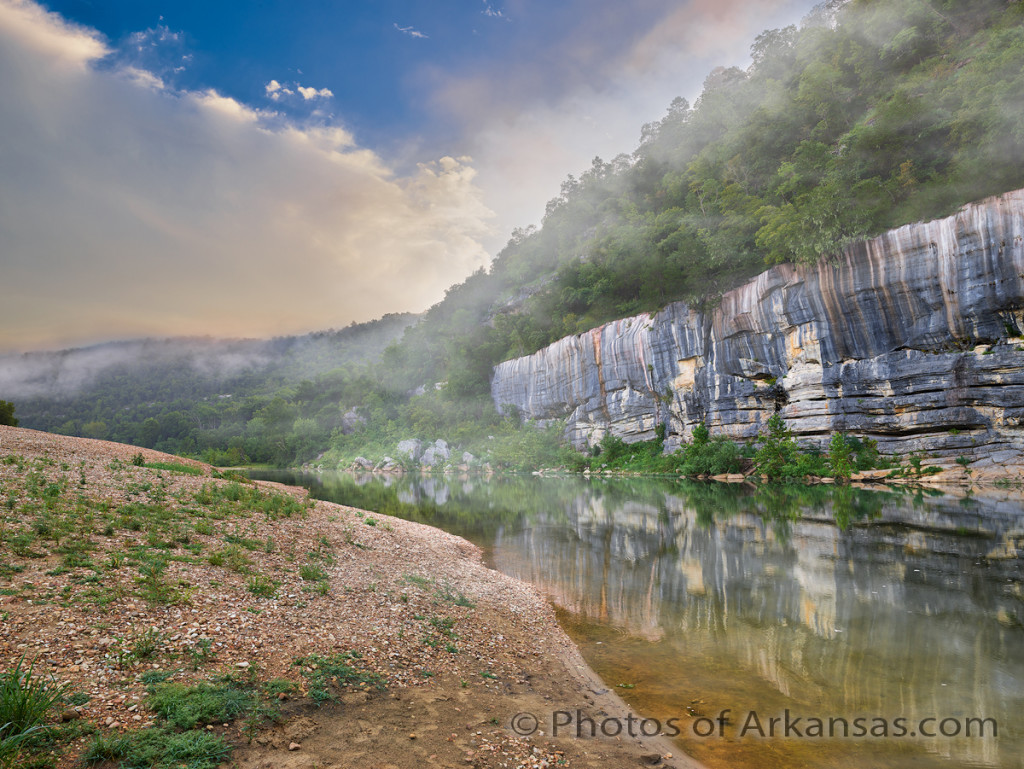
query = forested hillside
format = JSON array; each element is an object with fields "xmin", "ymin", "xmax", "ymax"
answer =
[
  {"xmin": 7, "ymin": 0, "xmax": 1024, "ymax": 468},
  {"xmin": 2, "ymin": 314, "xmax": 416, "ymax": 464}
]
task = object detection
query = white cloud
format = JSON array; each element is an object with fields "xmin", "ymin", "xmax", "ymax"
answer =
[
  {"xmin": 192, "ymin": 89, "xmax": 269, "ymax": 122},
  {"xmin": 0, "ymin": 0, "xmax": 495, "ymax": 352},
  {"xmin": 394, "ymin": 23, "xmax": 428, "ymax": 39},
  {"xmin": 297, "ymin": 85, "xmax": 333, "ymax": 100},
  {"xmin": 266, "ymin": 79, "xmax": 331, "ymax": 103},
  {"xmin": 0, "ymin": 0, "xmax": 107, "ymax": 67},
  {"xmin": 127, "ymin": 24, "xmax": 181, "ymax": 50},
  {"xmin": 119, "ymin": 21, "xmax": 191, "ymax": 82},
  {"xmin": 264, "ymin": 78, "xmax": 294, "ymax": 100},
  {"xmin": 121, "ymin": 66, "xmax": 165, "ymax": 91},
  {"xmin": 482, "ymin": 4, "xmax": 505, "ymax": 19}
]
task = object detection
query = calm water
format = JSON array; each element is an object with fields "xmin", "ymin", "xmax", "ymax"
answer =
[{"xmin": 250, "ymin": 470, "xmax": 1024, "ymax": 769}]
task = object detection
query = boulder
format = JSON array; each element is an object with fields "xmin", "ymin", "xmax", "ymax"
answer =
[
  {"xmin": 340, "ymin": 408, "xmax": 365, "ymax": 435},
  {"xmin": 421, "ymin": 447, "xmax": 447, "ymax": 467},
  {"xmin": 396, "ymin": 439, "xmax": 422, "ymax": 461},
  {"xmin": 376, "ymin": 456, "xmax": 400, "ymax": 472}
]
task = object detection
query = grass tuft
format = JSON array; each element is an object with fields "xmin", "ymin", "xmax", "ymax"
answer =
[
  {"xmin": 145, "ymin": 682, "xmax": 254, "ymax": 731},
  {"xmin": 0, "ymin": 656, "xmax": 66, "ymax": 737},
  {"xmin": 84, "ymin": 727, "xmax": 230, "ymax": 769},
  {"xmin": 299, "ymin": 564, "xmax": 328, "ymax": 582},
  {"xmin": 293, "ymin": 652, "xmax": 386, "ymax": 705},
  {"xmin": 0, "ymin": 656, "xmax": 67, "ymax": 768},
  {"xmin": 144, "ymin": 462, "xmax": 204, "ymax": 477}
]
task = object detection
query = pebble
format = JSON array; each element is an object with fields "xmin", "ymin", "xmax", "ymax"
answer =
[{"xmin": 288, "ymin": 742, "xmax": 301, "ymax": 751}]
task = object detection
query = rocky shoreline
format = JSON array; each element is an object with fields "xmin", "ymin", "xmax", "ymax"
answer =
[
  {"xmin": 330, "ymin": 449, "xmax": 1005, "ymax": 490},
  {"xmin": 0, "ymin": 426, "xmax": 694, "ymax": 769}
]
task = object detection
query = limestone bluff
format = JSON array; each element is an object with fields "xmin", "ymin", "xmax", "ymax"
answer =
[{"xmin": 490, "ymin": 188, "xmax": 1024, "ymax": 471}]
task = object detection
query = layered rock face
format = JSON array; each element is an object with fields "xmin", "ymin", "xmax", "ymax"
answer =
[{"xmin": 491, "ymin": 189, "xmax": 1024, "ymax": 468}]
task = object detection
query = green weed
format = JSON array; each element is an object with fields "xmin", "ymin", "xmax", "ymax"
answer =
[
  {"xmin": 246, "ymin": 575, "xmax": 279, "ymax": 598},
  {"xmin": 83, "ymin": 727, "xmax": 230, "ymax": 769},
  {"xmin": 146, "ymin": 681, "xmax": 254, "ymax": 730},
  {"xmin": 299, "ymin": 564, "xmax": 328, "ymax": 582},
  {"xmin": 144, "ymin": 462, "xmax": 204, "ymax": 476},
  {"xmin": 293, "ymin": 652, "xmax": 386, "ymax": 705},
  {"xmin": 0, "ymin": 656, "xmax": 67, "ymax": 762}
]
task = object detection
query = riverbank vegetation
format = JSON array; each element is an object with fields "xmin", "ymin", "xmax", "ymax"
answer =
[
  {"xmin": 520, "ymin": 419, "xmax": 916, "ymax": 483},
  {"xmin": 7, "ymin": 0, "xmax": 1024, "ymax": 471}
]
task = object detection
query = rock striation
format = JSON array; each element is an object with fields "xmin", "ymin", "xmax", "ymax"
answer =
[{"xmin": 491, "ymin": 189, "xmax": 1024, "ymax": 469}]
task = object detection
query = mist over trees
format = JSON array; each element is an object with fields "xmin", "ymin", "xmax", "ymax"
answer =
[
  {"xmin": 6, "ymin": 315, "xmax": 416, "ymax": 464},
  {"xmin": 11, "ymin": 0, "xmax": 1024, "ymax": 467}
]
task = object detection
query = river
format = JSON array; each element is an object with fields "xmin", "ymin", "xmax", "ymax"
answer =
[{"xmin": 249, "ymin": 470, "xmax": 1024, "ymax": 769}]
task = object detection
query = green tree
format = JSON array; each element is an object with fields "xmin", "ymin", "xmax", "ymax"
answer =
[
  {"xmin": 827, "ymin": 433, "xmax": 854, "ymax": 482},
  {"xmin": 754, "ymin": 412, "xmax": 798, "ymax": 481},
  {"xmin": 0, "ymin": 400, "xmax": 17, "ymax": 427},
  {"xmin": 81, "ymin": 421, "xmax": 108, "ymax": 440}
]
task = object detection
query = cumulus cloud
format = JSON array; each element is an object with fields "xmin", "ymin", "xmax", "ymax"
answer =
[
  {"xmin": 266, "ymin": 79, "xmax": 332, "ymax": 102},
  {"xmin": 394, "ymin": 23, "xmax": 428, "ymax": 39},
  {"xmin": 297, "ymin": 85, "xmax": 333, "ymax": 100},
  {"xmin": 0, "ymin": 0, "xmax": 494, "ymax": 352},
  {"xmin": 264, "ymin": 78, "xmax": 291, "ymax": 99},
  {"xmin": 0, "ymin": 0, "xmax": 106, "ymax": 66}
]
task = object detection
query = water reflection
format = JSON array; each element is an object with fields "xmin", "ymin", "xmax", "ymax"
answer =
[{"xmin": 251, "ymin": 470, "xmax": 1024, "ymax": 769}]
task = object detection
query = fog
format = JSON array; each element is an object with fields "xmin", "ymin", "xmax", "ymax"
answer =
[{"xmin": 0, "ymin": 339, "xmax": 272, "ymax": 400}]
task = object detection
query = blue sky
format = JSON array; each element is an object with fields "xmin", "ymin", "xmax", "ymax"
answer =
[
  {"xmin": 42, "ymin": 0, "xmax": 680, "ymax": 154},
  {"xmin": 0, "ymin": 0, "xmax": 820, "ymax": 351},
  {"xmin": 46, "ymin": 0, "xmax": 499, "ymax": 146}
]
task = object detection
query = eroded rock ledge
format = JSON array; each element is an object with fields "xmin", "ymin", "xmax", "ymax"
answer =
[{"xmin": 491, "ymin": 188, "xmax": 1024, "ymax": 472}]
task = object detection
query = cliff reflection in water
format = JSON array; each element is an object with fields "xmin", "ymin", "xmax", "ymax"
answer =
[{"xmin": 252, "ymin": 470, "xmax": 1024, "ymax": 768}]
